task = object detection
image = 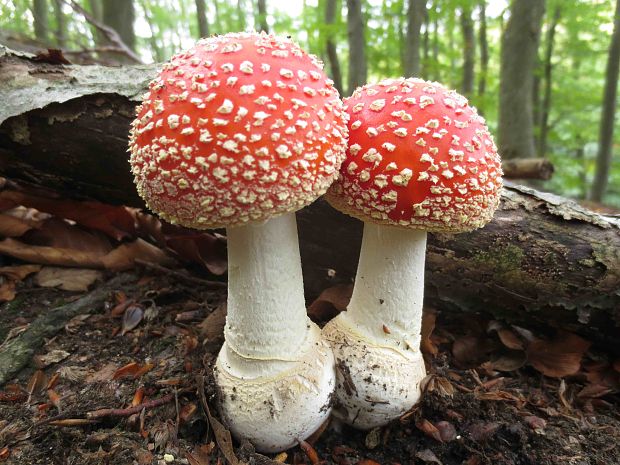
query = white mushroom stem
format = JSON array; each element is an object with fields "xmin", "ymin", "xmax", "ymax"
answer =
[
  {"xmin": 322, "ymin": 222, "xmax": 427, "ymax": 429},
  {"xmin": 347, "ymin": 223, "xmax": 426, "ymax": 351},
  {"xmin": 215, "ymin": 213, "xmax": 335, "ymax": 452}
]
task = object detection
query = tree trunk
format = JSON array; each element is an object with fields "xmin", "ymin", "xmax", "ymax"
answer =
[
  {"xmin": 403, "ymin": 0, "xmax": 426, "ymax": 77},
  {"xmin": 256, "ymin": 0, "xmax": 269, "ymax": 33},
  {"xmin": 460, "ymin": 5, "xmax": 475, "ymax": 97},
  {"xmin": 196, "ymin": 0, "xmax": 210, "ymax": 38},
  {"xmin": 432, "ymin": 5, "xmax": 440, "ymax": 82},
  {"xmin": 346, "ymin": 0, "xmax": 366, "ymax": 94},
  {"xmin": 237, "ymin": 0, "xmax": 247, "ymax": 31},
  {"xmin": 87, "ymin": 0, "xmax": 106, "ymax": 46},
  {"xmin": 32, "ymin": 0, "xmax": 49, "ymax": 43},
  {"xmin": 102, "ymin": 0, "xmax": 136, "ymax": 52},
  {"xmin": 477, "ymin": 0, "xmax": 488, "ymax": 108},
  {"xmin": 139, "ymin": 1, "xmax": 164, "ymax": 62},
  {"xmin": 52, "ymin": 0, "xmax": 66, "ymax": 48},
  {"xmin": 422, "ymin": 7, "xmax": 430, "ymax": 79},
  {"xmin": 498, "ymin": 0, "xmax": 545, "ymax": 160},
  {"xmin": 590, "ymin": 0, "xmax": 620, "ymax": 202},
  {"xmin": 0, "ymin": 48, "xmax": 618, "ymax": 349},
  {"xmin": 537, "ymin": 6, "xmax": 560, "ymax": 158},
  {"xmin": 325, "ymin": 0, "xmax": 344, "ymax": 95}
]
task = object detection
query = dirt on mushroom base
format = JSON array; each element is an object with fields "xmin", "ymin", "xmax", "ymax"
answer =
[{"xmin": 0, "ymin": 273, "xmax": 618, "ymax": 465}]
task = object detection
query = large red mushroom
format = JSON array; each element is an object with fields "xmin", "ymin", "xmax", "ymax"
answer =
[
  {"xmin": 129, "ymin": 32, "xmax": 348, "ymax": 452},
  {"xmin": 324, "ymin": 77, "xmax": 502, "ymax": 428}
]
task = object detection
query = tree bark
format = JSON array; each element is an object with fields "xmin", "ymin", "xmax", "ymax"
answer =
[
  {"xmin": 591, "ymin": 0, "xmax": 620, "ymax": 202},
  {"xmin": 32, "ymin": 0, "xmax": 49, "ymax": 43},
  {"xmin": 87, "ymin": 0, "xmax": 107, "ymax": 46},
  {"xmin": 52, "ymin": 0, "xmax": 67, "ymax": 48},
  {"xmin": 102, "ymin": 0, "xmax": 136, "ymax": 52},
  {"xmin": 0, "ymin": 48, "xmax": 618, "ymax": 349},
  {"xmin": 477, "ymin": 0, "xmax": 488, "ymax": 108},
  {"xmin": 537, "ymin": 6, "xmax": 560, "ymax": 159},
  {"xmin": 196, "ymin": 0, "xmax": 210, "ymax": 38},
  {"xmin": 460, "ymin": 5, "xmax": 475, "ymax": 97},
  {"xmin": 498, "ymin": 0, "xmax": 545, "ymax": 160},
  {"xmin": 325, "ymin": 0, "xmax": 344, "ymax": 95},
  {"xmin": 256, "ymin": 0, "xmax": 269, "ymax": 33},
  {"xmin": 403, "ymin": 0, "xmax": 426, "ymax": 77},
  {"xmin": 346, "ymin": 0, "xmax": 366, "ymax": 94},
  {"xmin": 422, "ymin": 7, "xmax": 429, "ymax": 79}
]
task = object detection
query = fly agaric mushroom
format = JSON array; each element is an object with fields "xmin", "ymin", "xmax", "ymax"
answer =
[
  {"xmin": 129, "ymin": 32, "xmax": 348, "ymax": 452},
  {"xmin": 323, "ymin": 77, "xmax": 502, "ymax": 429}
]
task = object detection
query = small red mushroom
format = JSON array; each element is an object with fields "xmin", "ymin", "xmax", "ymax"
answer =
[
  {"xmin": 129, "ymin": 32, "xmax": 348, "ymax": 452},
  {"xmin": 323, "ymin": 77, "xmax": 502, "ymax": 429}
]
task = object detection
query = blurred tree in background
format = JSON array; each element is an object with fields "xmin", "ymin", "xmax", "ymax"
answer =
[{"xmin": 0, "ymin": 0, "xmax": 618, "ymax": 206}]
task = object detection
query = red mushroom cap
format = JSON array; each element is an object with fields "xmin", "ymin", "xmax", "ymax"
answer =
[
  {"xmin": 129, "ymin": 32, "xmax": 348, "ymax": 229},
  {"xmin": 327, "ymin": 78, "xmax": 502, "ymax": 232}
]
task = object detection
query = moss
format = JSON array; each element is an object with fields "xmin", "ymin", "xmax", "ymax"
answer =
[
  {"xmin": 0, "ymin": 295, "xmax": 27, "ymax": 341},
  {"xmin": 473, "ymin": 244, "xmax": 525, "ymax": 273}
]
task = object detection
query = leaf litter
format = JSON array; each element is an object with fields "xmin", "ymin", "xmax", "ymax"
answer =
[{"xmin": 0, "ymin": 183, "xmax": 618, "ymax": 464}]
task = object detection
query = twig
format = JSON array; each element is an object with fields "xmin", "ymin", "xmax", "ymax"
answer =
[
  {"xmin": 61, "ymin": 0, "xmax": 142, "ymax": 63},
  {"xmin": 86, "ymin": 393, "xmax": 174, "ymax": 419},
  {"xmin": 134, "ymin": 259, "xmax": 227, "ymax": 289}
]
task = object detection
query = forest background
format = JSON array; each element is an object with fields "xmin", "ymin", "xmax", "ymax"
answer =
[{"xmin": 0, "ymin": 0, "xmax": 618, "ymax": 207}]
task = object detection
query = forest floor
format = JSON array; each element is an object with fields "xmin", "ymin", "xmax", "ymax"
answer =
[{"xmin": 0, "ymin": 271, "xmax": 618, "ymax": 465}]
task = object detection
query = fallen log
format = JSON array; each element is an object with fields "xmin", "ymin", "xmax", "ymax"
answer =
[
  {"xmin": 0, "ymin": 47, "xmax": 618, "ymax": 348},
  {"xmin": 502, "ymin": 158, "xmax": 554, "ymax": 180}
]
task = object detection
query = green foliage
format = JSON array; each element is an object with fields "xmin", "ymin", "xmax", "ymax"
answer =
[{"xmin": 0, "ymin": 0, "xmax": 618, "ymax": 205}]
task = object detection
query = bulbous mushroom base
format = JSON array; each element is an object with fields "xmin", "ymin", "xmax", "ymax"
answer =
[
  {"xmin": 322, "ymin": 314, "xmax": 427, "ymax": 430},
  {"xmin": 214, "ymin": 324, "xmax": 335, "ymax": 453}
]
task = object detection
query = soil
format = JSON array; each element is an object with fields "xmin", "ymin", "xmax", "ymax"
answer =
[{"xmin": 0, "ymin": 271, "xmax": 618, "ymax": 465}]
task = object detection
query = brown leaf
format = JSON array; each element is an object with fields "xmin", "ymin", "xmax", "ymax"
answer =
[
  {"xmin": 0, "ymin": 265, "xmax": 42, "ymax": 281},
  {"xmin": 0, "ymin": 384, "xmax": 27, "ymax": 403},
  {"xmin": 198, "ymin": 302, "xmax": 227, "ymax": 341},
  {"xmin": 35, "ymin": 267, "xmax": 102, "ymax": 291},
  {"xmin": 101, "ymin": 239, "xmax": 175, "ymax": 271},
  {"xmin": 496, "ymin": 329, "xmax": 525, "ymax": 351},
  {"xmin": 27, "ymin": 370, "xmax": 48, "ymax": 397},
  {"xmin": 577, "ymin": 383, "xmax": 614, "ymax": 399},
  {"xmin": 165, "ymin": 232, "xmax": 227, "ymax": 275},
  {"xmin": 85, "ymin": 363, "xmax": 118, "ymax": 384},
  {"xmin": 0, "ymin": 281, "xmax": 16, "ymax": 302},
  {"xmin": 0, "ymin": 238, "xmax": 105, "ymax": 268},
  {"xmin": 35, "ymin": 349, "xmax": 71, "ymax": 367},
  {"xmin": 307, "ymin": 284, "xmax": 353, "ymax": 322},
  {"xmin": 415, "ymin": 449, "xmax": 443, "ymax": 464},
  {"xmin": 467, "ymin": 422, "xmax": 500, "ymax": 442},
  {"xmin": 526, "ymin": 332, "xmax": 591, "ymax": 378},
  {"xmin": 486, "ymin": 351, "xmax": 527, "ymax": 372},
  {"xmin": 47, "ymin": 389, "xmax": 62, "ymax": 409},
  {"xmin": 0, "ymin": 212, "xmax": 35, "ymax": 237},
  {"xmin": 121, "ymin": 304, "xmax": 144, "ymax": 335},
  {"xmin": 416, "ymin": 419, "xmax": 443, "ymax": 442},
  {"xmin": 435, "ymin": 421, "xmax": 457, "ymax": 442},
  {"xmin": 452, "ymin": 335, "xmax": 492, "ymax": 367},
  {"xmin": 524, "ymin": 415, "xmax": 546, "ymax": 431},
  {"xmin": 112, "ymin": 362, "xmax": 141, "ymax": 380},
  {"xmin": 0, "ymin": 190, "xmax": 138, "ymax": 241},
  {"xmin": 179, "ymin": 403, "xmax": 197, "ymax": 423},
  {"xmin": 421, "ymin": 309, "xmax": 438, "ymax": 356}
]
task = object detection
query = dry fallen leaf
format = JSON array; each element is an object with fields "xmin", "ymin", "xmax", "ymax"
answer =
[
  {"xmin": 35, "ymin": 349, "xmax": 71, "ymax": 367},
  {"xmin": 452, "ymin": 335, "xmax": 493, "ymax": 368},
  {"xmin": 526, "ymin": 332, "xmax": 591, "ymax": 378},
  {"xmin": 415, "ymin": 449, "xmax": 443, "ymax": 464},
  {"xmin": 121, "ymin": 304, "xmax": 144, "ymax": 335},
  {"xmin": 35, "ymin": 267, "xmax": 102, "ymax": 291},
  {"xmin": 0, "ymin": 265, "xmax": 42, "ymax": 281},
  {"xmin": 198, "ymin": 302, "xmax": 227, "ymax": 341},
  {"xmin": 307, "ymin": 284, "xmax": 353, "ymax": 322},
  {"xmin": 421, "ymin": 309, "xmax": 438, "ymax": 356},
  {"xmin": 416, "ymin": 419, "xmax": 443, "ymax": 442}
]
